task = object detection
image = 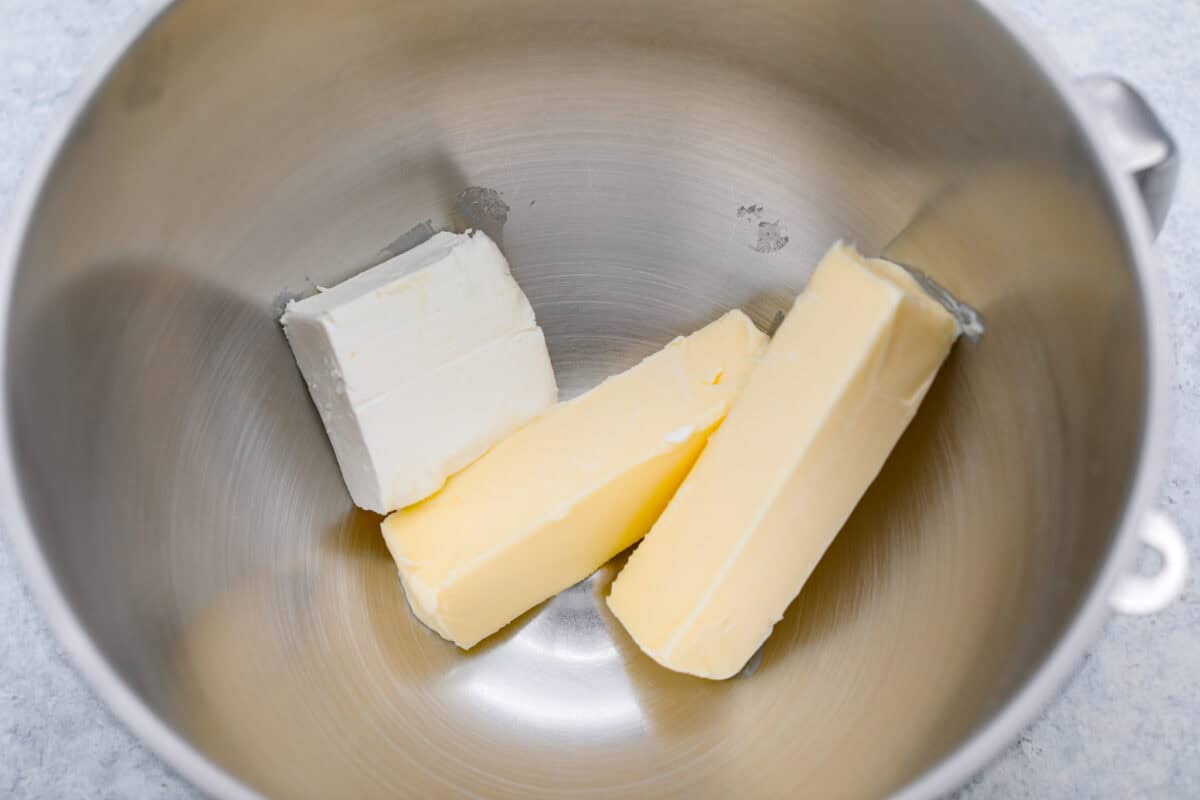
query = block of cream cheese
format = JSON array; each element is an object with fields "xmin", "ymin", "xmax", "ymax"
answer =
[
  {"xmin": 381, "ymin": 310, "xmax": 768, "ymax": 649},
  {"xmin": 607, "ymin": 243, "xmax": 961, "ymax": 679},
  {"xmin": 281, "ymin": 230, "xmax": 557, "ymax": 514}
]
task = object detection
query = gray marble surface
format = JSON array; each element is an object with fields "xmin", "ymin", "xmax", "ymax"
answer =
[{"xmin": 1, "ymin": 1, "xmax": 1197, "ymax": 797}]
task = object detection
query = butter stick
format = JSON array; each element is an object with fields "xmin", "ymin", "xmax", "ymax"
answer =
[
  {"xmin": 383, "ymin": 310, "xmax": 768, "ymax": 649},
  {"xmin": 608, "ymin": 243, "xmax": 961, "ymax": 679}
]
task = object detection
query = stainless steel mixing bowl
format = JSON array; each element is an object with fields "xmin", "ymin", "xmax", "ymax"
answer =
[{"xmin": 0, "ymin": 1, "xmax": 1189, "ymax": 798}]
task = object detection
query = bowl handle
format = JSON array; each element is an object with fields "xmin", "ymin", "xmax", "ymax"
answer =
[
  {"xmin": 1077, "ymin": 75, "xmax": 1180, "ymax": 236},
  {"xmin": 1110, "ymin": 511, "xmax": 1189, "ymax": 615},
  {"xmin": 1078, "ymin": 77, "xmax": 1187, "ymax": 614}
]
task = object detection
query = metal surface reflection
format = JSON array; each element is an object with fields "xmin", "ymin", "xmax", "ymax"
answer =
[{"xmin": 454, "ymin": 569, "xmax": 647, "ymax": 737}]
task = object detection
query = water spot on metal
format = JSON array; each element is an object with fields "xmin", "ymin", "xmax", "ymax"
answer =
[
  {"xmin": 736, "ymin": 203, "xmax": 788, "ymax": 253},
  {"xmin": 754, "ymin": 220, "xmax": 789, "ymax": 253},
  {"xmin": 456, "ymin": 186, "xmax": 510, "ymax": 243}
]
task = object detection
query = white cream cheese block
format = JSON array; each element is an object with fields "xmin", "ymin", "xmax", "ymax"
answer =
[{"xmin": 281, "ymin": 230, "xmax": 557, "ymax": 514}]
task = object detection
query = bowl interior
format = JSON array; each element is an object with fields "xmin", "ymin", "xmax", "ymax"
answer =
[{"xmin": 4, "ymin": 1, "xmax": 1149, "ymax": 798}]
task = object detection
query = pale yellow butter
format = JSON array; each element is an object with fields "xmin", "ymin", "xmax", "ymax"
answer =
[
  {"xmin": 382, "ymin": 310, "xmax": 768, "ymax": 649},
  {"xmin": 607, "ymin": 243, "xmax": 961, "ymax": 679}
]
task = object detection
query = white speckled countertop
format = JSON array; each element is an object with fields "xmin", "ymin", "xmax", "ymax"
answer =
[{"xmin": 1, "ymin": 1, "xmax": 1197, "ymax": 797}]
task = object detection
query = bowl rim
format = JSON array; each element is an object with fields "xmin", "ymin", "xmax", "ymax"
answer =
[{"xmin": 0, "ymin": 2, "xmax": 1169, "ymax": 799}]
